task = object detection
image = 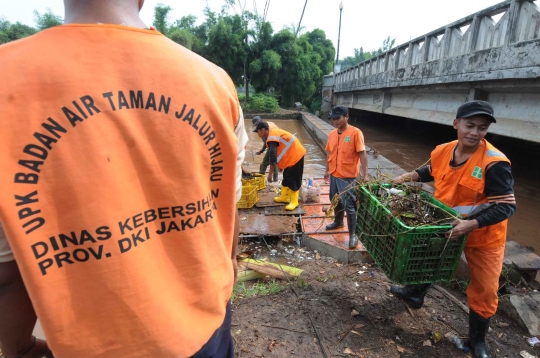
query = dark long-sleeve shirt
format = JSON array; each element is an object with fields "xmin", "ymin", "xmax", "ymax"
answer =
[
  {"xmin": 415, "ymin": 161, "xmax": 516, "ymax": 228},
  {"xmin": 268, "ymin": 142, "xmax": 278, "ymax": 165}
]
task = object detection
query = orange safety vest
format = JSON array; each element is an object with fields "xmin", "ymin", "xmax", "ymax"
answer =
[
  {"xmin": 326, "ymin": 125, "xmax": 365, "ymax": 178},
  {"xmin": 267, "ymin": 121, "xmax": 278, "ymax": 130},
  {"xmin": 431, "ymin": 139, "xmax": 510, "ymax": 249},
  {"xmin": 266, "ymin": 128, "xmax": 306, "ymax": 169},
  {"xmin": 0, "ymin": 25, "xmax": 239, "ymax": 357}
]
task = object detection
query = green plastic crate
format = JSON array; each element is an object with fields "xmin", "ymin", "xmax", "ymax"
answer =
[{"xmin": 356, "ymin": 184, "xmax": 466, "ymax": 285}]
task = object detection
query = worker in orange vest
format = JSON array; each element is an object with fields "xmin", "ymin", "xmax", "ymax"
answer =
[
  {"xmin": 324, "ymin": 106, "xmax": 369, "ymax": 249},
  {"xmin": 391, "ymin": 101, "xmax": 516, "ymax": 358},
  {"xmin": 0, "ymin": 0, "xmax": 246, "ymax": 357},
  {"xmin": 251, "ymin": 116, "xmax": 279, "ymax": 182},
  {"xmin": 253, "ymin": 120, "xmax": 306, "ymax": 211}
]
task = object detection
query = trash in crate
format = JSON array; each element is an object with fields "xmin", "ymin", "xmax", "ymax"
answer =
[{"xmin": 356, "ymin": 183, "xmax": 466, "ymax": 285}]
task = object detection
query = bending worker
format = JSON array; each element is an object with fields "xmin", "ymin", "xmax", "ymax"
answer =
[
  {"xmin": 252, "ymin": 116, "xmax": 278, "ymax": 182},
  {"xmin": 324, "ymin": 106, "xmax": 369, "ymax": 249},
  {"xmin": 391, "ymin": 101, "xmax": 516, "ymax": 358},
  {"xmin": 254, "ymin": 120, "xmax": 305, "ymax": 211}
]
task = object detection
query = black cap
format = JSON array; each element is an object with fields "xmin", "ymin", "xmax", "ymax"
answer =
[
  {"xmin": 330, "ymin": 105, "xmax": 349, "ymax": 119},
  {"xmin": 456, "ymin": 101, "xmax": 496, "ymax": 123},
  {"xmin": 250, "ymin": 116, "xmax": 262, "ymax": 131},
  {"xmin": 252, "ymin": 120, "xmax": 269, "ymax": 133}
]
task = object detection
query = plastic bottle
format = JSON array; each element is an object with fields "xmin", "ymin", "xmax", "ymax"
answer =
[
  {"xmin": 448, "ymin": 334, "xmax": 463, "ymax": 350},
  {"xmin": 308, "ymin": 178, "xmax": 313, "ymax": 187},
  {"xmin": 447, "ymin": 334, "xmax": 469, "ymax": 352}
]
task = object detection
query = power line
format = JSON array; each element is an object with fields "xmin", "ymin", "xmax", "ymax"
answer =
[{"xmin": 295, "ymin": 0, "xmax": 308, "ymax": 37}]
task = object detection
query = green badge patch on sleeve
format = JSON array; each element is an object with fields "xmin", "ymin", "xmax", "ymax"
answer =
[{"xmin": 472, "ymin": 166, "xmax": 483, "ymax": 179}]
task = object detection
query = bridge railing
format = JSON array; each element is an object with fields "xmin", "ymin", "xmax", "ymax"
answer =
[{"xmin": 334, "ymin": 0, "xmax": 540, "ymax": 91}]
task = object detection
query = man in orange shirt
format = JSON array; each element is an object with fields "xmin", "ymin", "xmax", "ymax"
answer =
[
  {"xmin": 391, "ymin": 101, "xmax": 516, "ymax": 358},
  {"xmin": 0, "ymin": 1, "xmax": 247, "ymax": 357},
  {"xmin": 324, "ymin": 106, "xmax": 369, "ymax": 249}
]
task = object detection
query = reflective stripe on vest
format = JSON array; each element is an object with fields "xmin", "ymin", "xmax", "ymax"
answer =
[
  {"xmin": 267, "ymin": 133, "xmax": 297, "ymax": 163},
  {"xmin": 452, "ymin": 205, "xmax": 478, "ymax": 216}
]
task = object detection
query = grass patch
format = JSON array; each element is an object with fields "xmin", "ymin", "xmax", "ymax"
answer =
[{"xmin": 231, "ymin": 279, "xmax": 288, "ymax": 301}]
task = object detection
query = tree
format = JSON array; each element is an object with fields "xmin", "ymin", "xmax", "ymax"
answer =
[
  {"xmin": 0, "ymin": 19, "xmax": 36, "ymax": 44},
  {"xmin": 153, "ymin": 4, "xmax": 172, "ymax": 34},
  {"xmin": 34, "ymin": 9, "xmax": 63, "ymax": 30},
  {"xmin": 340, "ymin": 36, "xmax": 396, "ymax": 70}
]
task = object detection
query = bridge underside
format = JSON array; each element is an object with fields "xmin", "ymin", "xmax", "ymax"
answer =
[{"xmin": 333, "ymin": 79, "xmax": 540, "ymax": 143}]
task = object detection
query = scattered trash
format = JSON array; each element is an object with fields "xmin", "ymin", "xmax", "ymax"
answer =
[
  {"xmin": 396, "ymin": 345, "xmax": 405, "ymax": 353},
  {"xmin": 343, "ymin": 347, "xmax": 355, "ymax": 355},
  {"xmin": 422, "ymin": 340, "xmax": 432, "ymax": 347},
  {"xmin": 520, "ymin": 351, "xmax": 535, "ymax": 358},
  {"xmin": 447, "ymin": 334, "xmax": 469, "ymax": 352},
  {"xmin": 431, "ymin": 331, "xmax": 442, "ymax": 342},
  {"xmin": 527, "ymin": 337, "xmax": 540, "ymax": 347},
  {"xmin": 358, "ymin": 270, "xmax": 365, "ymax": 275},
  {"xmin": 351, "ymin": 309, "xmax": 360, "ymax": 316},
  {"xmin": 355, "ymin": 282, "xmax": 360, "ymax": 287},
  {"xmin": 369, "ymin": 272, "xmax": 375, "ymax": 278},
  {"xmin": 350, "ymin": 330, "xmax": 361, "ymax": 336},
  {"xmin": 497, "ymin": 321, "xmax": 510, "ymax": 327},
  {"xmin": 268, "ymin": 340, "xmax": 278, "ymax": 352},
  {"xmin": 269, "ymin": 249, "xmax": 277, "ymax": 256}
]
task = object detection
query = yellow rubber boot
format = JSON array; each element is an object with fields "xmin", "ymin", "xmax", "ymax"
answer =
[
  {"xmin": 285, "ymin": 190, "xmax": 299, "ymax": 211},
  {"xmin": 274, "ymin": 186, "xmax": 290, "ymax": 203}
]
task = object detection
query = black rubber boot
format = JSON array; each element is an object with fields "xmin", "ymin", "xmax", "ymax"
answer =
[
  {"xmin": 347, "ymin": 214, "xmax": 358, "ymax": 249},
  {"xmin": 259, "ymin": 164, "xmax": 267, "ymax": 174},
  {"xmin": 390, "ymin": 283, "xmax": 431, "ymax": 309},
  {"xmin": 469, "ymin": 310, "xmax": 493, "ymax": 358},
  {"xmin": 326, "ymin": 203, "xmax": 344, "ymax": 230},
  {"xmin": 273, "ymin": 168, "xmax": 278, "ymax": 182}
]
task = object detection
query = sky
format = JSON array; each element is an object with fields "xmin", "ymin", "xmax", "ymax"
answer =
[{"xmin": 1, "ymin": 0, "xmax": 503, "ymax": 59}]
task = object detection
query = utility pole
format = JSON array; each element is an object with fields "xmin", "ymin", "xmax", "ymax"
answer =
[
  {"xmin": 296, "ymin": 0, "xmax": 308, "ymax": 38},
  {"xmin": 335, "ymin": 2, "xmax": 343, "ymax": 73}
]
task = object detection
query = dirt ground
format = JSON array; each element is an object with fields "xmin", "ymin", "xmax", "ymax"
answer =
[{"xmin": 232, "ymin": 238, "xmax": 539, "ymax": 358}]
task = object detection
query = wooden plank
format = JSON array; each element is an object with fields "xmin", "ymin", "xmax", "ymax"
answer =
[
  {"xmin": 264, "ymin": 205, "xmax": 306, "ymax": 216},
  {"xmin": 505, "ymin": 239, "xmax": 540, "ymax": 271}
]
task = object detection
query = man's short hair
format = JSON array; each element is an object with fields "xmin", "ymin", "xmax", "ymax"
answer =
[{"xmin": 253, "ymin": 120, "xmax": 269, "ymax": 132}]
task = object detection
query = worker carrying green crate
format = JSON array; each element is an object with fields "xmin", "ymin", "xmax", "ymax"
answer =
[
  {"xmin": 391, "ymin": 100, "xmax": 516, "ymax": 358},
  {"xmin": 324, "ymin": 105, "xmax": 369, "ymax": 249},
  {"xmin": 253, "ymin": 120, "xmax": 305, "ymax": 211},
  {"xmin": 251, "ymin": 116, "xmax": 279, "ymax": 182}
]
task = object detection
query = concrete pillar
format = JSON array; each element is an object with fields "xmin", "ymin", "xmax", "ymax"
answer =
[
  {"xmin": 505, "ymin": 0, "xmax": 523, "ymax": 45},
  {"xmin": 384, "ymin": 51, "xmax": 390, "ymax": 72},
  {"xmin": 407, "ymin": 41, "xmax": 414, "ymax": 66},
  {"xmin": 423, "ymin": 35, "xmax": 431, "ymax": 62},
  {"xmin": 382, "ymin": 92, "xmax": 392, "ymax": 113},
  {"xmin": 394, "ymin": 48, "xmax": 401, "ymax": 69},
  {"xmin": 442, "ymin": 27, "xmax": 452, "ymax": 57},
  {"xmin": 468, "ymin": 15, "xmax": 481, "ymax": 53},
  {"xmin": 468, "ymin": 88, "xmax": 489, "ymax": 101}
]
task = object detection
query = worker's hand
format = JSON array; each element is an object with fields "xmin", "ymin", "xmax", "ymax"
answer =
[
  {"xmin": 232, "ymin": 257, "xmax": 238, "ymax": 283},
  {"xmin": 445, "ymin": 219, "xmax": 479, "ymax": 240},
  {"xmin": 392, "ymin": 174, "xmax": 408, "ymax": 184},
  {"xmin": 267, "ymin": 174, "xmax": 273, "ymax": 183},
  {"xmin": 324, "ymin": 170, "xmax": 330, "ymax": 183},
  {"xmin": 256, "ymin": 151, "xmax": 262, "ymax": 155},
  {"xmin": 362, "ymin": 173, "xmax": 370, "ymax": 182}
]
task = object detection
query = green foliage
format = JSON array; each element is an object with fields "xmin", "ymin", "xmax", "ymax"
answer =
[
  {"xmin": 340, "ymin": 36, "xmax": 396, "ymax": 70},
  {"xmin": 231, "ymin": 279, "xmax": 287, "ymax": 301},
  {"xmin": 153, "ymin": 4, "xmax": 172, "ymax": 34},
  {"xmin": 34, "ymin": 9, "xmax": 63, "ymax": 30},
  {"xmin": 243, "ymin": 93, "xmax": 280, "ymax": 113},
  {"xmin": 0, "ymin": 19, "xmax": 36, "ymax": 44}
]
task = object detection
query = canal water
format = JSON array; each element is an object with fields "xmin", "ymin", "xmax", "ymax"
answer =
[{"xmin": 347, "ymin": 109, "xmax": 540, "ymax": 255}]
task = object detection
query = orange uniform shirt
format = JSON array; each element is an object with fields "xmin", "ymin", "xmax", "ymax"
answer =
[
  {"xmin": 0, "ymin": 25, "xmax": 239, "ymax": 357},
  {"xmin": 431, "ymin": 139, "xmax": 510, "ymax": 249},
  {"xmin": 325, "ymin": 125, "xmax": 365, "ymax": 178}
]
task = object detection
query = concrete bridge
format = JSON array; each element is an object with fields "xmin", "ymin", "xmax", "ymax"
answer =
[{"xmin": 322, "ymin": 0, "xmax": 540, "ymax": 143}]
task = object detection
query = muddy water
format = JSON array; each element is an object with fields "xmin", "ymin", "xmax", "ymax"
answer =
[
  {"xmin": 347, "ymin": 110, "xmax": 540, "ymax": 254},
  {"xmin": 242, "ymin": 119, "xmax": 327, "ymax": 180}
]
